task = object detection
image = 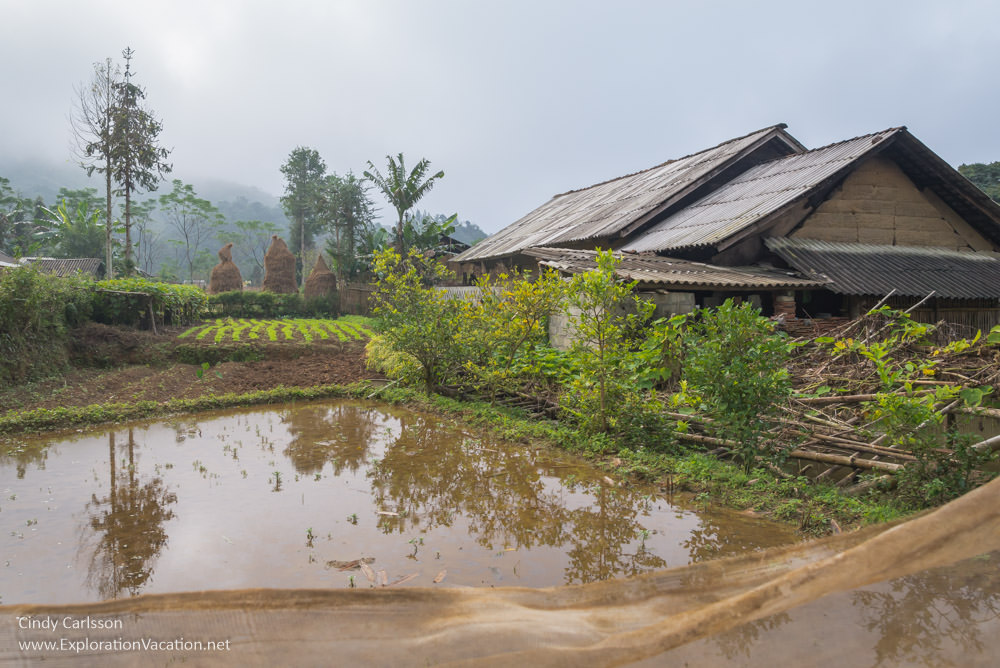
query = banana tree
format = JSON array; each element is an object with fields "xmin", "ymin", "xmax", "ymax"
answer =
[{"xmin": 364, "ymin": 153, "xmax": 444, "ymax": 254}]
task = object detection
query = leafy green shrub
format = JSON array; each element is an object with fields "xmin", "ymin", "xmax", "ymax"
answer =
[
  {"xmin": 0, "ymin": 265, "xmax": 94, "ymax": 384},
  {"xmin": 682, "ymin": 299, "xmax": 793, "ymax": 472},
  {"xmin": 92, "ymin": 277, "xmax": 207, "ymax": 326},
  {"xmin": 365, "ymin": 334, "xmax": 423, "ymax": 384},
  {"xmin": 459, "ymin": 269, "xmax": 565, "ymax": 398},
  {"xmin": 867, "ymin": 388, "xmax": 997, "ymax": 508},
  {"xmin": 561, "ymin": 250, "xmax": 654, "ymax": 433},
  {"xmin": 371, "ymin": 248, "xmax": 468, "ymax": 393},
  {"xmin": 205, "ymin": 290, "xmax": 338, "ymax": 319}
]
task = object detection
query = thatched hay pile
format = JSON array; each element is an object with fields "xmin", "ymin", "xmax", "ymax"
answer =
[
  {"xmin": 304, "ymin": 254, "xmax": 337, "ymax": 299},
  {"xmin": 262, "ymin": 235, "xmax": 298, "ymax": 294},
  {"xmin": 208, "ymin": 242, "xmax": 243, "ymax": 294}
]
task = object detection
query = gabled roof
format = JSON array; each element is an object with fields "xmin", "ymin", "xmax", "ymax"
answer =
[
  {"xmin": 621, "ymin": 127, "xmax": 1000, "ymax": 254},
  {"xmin": 621, "ymin": 129, "xmax": 903, "ymax": 253},
  {"xmin": 454, "ymin": 124, "xmax": 805, "ymax": 263},
  {"xmin": 524, "ymin": 247, "xmax": 822, "ymax": 290},
  {"xmin": 766, "ymin": 238, "xmax": 1000, "ymax": 299}
]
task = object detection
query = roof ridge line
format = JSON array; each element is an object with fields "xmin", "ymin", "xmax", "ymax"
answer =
[
  {"xmin": 551, "ymin": 123, "xmax": 793, "ymax": 199},
  {"xmin": 788, "ymin": 126, "xmax": 906, "ymax": 158}
]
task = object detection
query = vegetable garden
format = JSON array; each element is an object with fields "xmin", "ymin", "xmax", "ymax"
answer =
[{"xmin": 178, "ymin": 316, "xmax": 374, "ymax": 344}]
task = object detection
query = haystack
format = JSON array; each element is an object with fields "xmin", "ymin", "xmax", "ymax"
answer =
[
  {"xmin": 304, "ymin": 254, "xmax": 337, "ymax": 299},
  {"xmin": 208, "ymin": 242, "xmax": 243, "ymax": 294},
  {"xmin": 261, "ymin": 235, "xmax": 298, "ymax": 294}
]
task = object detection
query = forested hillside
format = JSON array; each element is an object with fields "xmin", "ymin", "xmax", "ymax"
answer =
[{"xmin": 959, "ymin": 161, "xmax": 1000, "ymax": 203}]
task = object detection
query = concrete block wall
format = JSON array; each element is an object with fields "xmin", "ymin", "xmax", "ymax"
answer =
[{"xmin": 547, "ymin": 291, "xmax": 696, "ymax": 350}]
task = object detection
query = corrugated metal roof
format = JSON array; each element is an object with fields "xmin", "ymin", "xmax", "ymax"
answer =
[
  {"xmin": 766, "ymin": 238, "xmax": 1000, "ymax": 299},
  {"xmin": 524, "ymin": 247, "xmax": 823, "ymax": 290},
  {"xmin": 453, "ymin": 125, "xmax": 803, "ymax": 263},
  {"xmin": 621, "ymin": 129, "xmax": 902, "ymax": 253},
  {"xmin": 24, "ymin": 257, "xmax": 103, "ymax": 277}
]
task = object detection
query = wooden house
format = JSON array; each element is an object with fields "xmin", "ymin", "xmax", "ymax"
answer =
[{"xmin": 453, "ymin": 125, "xmax": 1000, "ymax": 331}]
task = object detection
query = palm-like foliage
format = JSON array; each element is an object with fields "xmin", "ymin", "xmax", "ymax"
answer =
[{"xmin": 364, "ymin": 153, "xmax": 444, "ymax": 253}]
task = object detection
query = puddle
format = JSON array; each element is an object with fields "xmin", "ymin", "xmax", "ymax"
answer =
[
  {"xmin": 649, "ymin": 551, "xmax": 1000, "ymax": 667},
  {"xmin": 0, "ymin": 400, "xmax": 797, "ymax": 604}
]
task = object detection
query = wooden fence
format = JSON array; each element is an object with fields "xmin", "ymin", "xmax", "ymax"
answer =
[{"xmin": 340, "ymin": 283, "xmax": 376, "ymax": 316}]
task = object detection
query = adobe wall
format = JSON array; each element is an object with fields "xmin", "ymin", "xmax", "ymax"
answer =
[{"xmin": 792, "ymin": 157, "xmax": 993, "ymax": 251}]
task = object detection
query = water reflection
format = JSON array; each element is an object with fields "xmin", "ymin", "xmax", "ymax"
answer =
[
  {"xmin": 365, "ymin": 414, "xmax": 670, "ymax": 582},
  {"xmin": 80, "ymin": 429, "xmax": 177, "ymax": 599},
  {"xmin": 282, "ymin": 404, "xmax": 380, "ymax": 474},
  {"xmin": 710, "ymin": 614, "xmax": 793, "ymax": 661},
  {"xmin": 681, "ymin": 553, "xmax": 1000, "ymax": 666},
  {"xmin": 0, "ymin": 400, "xmax": 796, "ymax": 604},
  {"xmin": 851, "ymin": 554, "xmax": 1000, "ymax": 667},
  {"xmin": 0, "ymin": 439, "xmax": 48, "ymax": 480}
]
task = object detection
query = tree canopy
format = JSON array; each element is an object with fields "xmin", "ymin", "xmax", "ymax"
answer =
[
  {"xmin": 959, "ymin": 162, "xmax": 1000, "ymax": 203},
  {"xmin": 280, "ymin": 146, "xmax": 326, "ymax": 286},
  {"xmin": 364, "ymin": 154, "xmax": 444, "ymax": 254}
]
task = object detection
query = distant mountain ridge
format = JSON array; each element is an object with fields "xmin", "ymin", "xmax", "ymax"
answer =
[{"xmin": 0, "ymin": 157, "xmax": 285, "ymax": 218}]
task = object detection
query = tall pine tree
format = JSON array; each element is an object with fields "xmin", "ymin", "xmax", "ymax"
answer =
[{"xmin": 109, "ymin": 47, "xmax": 171, "ymax": 274}]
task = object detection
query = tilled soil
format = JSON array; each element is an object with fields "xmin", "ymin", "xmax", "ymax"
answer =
[{"xmin": 0, "ymin": 323, "xmax": 378, "ymax": 413}]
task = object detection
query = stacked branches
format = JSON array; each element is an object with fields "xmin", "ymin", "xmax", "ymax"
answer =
[{"xmin": 668, "ymin": 305, "xmax": 1000, "ymax": 506}]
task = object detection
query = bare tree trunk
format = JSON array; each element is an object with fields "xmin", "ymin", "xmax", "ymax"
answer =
[{"xmin": 105, "ymin": 163, "xmax": 113, "ymax": 278}]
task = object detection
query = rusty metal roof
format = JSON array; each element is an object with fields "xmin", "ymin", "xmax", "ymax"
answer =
[
  {"xmin": 524, "ymin": 247, "xmax": 823, "ymax": 290},
  {"xmin": 453, "ymin": 125, "xmax": 804, "ymax": 263},
  {"xmin": 621, "ymin": 129, "xmax": 904, "ymax": 253},
  {"xmin": 766, "ymin": 238, "xmax": 1000, "ymax": 299}
]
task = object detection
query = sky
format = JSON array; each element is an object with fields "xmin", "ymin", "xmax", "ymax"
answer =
[{"xmin": 2, "ymin": 0, "xmax": 999, "ymax": 234}]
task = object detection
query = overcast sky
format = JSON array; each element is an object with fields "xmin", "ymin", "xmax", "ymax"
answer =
[{"xmin": 2, "ymin": 0, "xmax": 999, "ymax": 233}]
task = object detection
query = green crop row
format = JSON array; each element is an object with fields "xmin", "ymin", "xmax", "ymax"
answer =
[{"xmin": 178, "ymin": 316, "xmax": 375, "ymax": 344}]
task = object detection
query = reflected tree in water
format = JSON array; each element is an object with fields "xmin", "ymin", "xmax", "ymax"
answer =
[
  {"xmin": 851, "ymin": 556, "xmax": 1000, "ymax": 667},
  {"xmin": 81, "ymin": 429, "xmax": 177, "ymax": 599},
  {"xmin": 0, "ymin": 441, "xmax": 49, "ymax": 480},
  {"xmin": 366, "ymin": 414, "xmax": 666, "ymax": 583},
  {"xmin": 561, "ymin": 486, "xmax": 666, "ymax": 583},
  {"xmin": 709, "ymin": 614, "xmax": 792, "ymax": 661},
  {"xmin": 282, "ymin": 404, "xmax": 382, "ymax": 475}
]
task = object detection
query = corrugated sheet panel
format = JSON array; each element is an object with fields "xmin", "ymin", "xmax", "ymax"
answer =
[
  {"xmin": 524, "ymin": 247, "xmax": 822, "ymax": 289},
  {"xmin": 766, "ymin": 238, "xmax": 1000, "ymax": 299},
  {"xmin": 621, "ymin": 129, "xmax": 902, "ymax": 253},
  {"xmin": 454, "ymin": 125, "xmax": 800, "ymax": 263},
  {"xmin": 26, "ymin": 257, "xmax": 103, "ymax": 277}
]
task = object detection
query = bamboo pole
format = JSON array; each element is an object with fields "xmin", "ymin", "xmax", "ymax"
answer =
[
  {"xmin": 785, "ymin": 449, "xmax": 903, "ymax": 473},
  {"xmin": 972, "ymin": 433, "xmax": 1000, "ymax": 454}
]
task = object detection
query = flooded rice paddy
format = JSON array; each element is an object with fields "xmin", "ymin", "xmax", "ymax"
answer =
[{"xmin": 0, "ymin": 400, "xmax": 800, "ymax": 604}]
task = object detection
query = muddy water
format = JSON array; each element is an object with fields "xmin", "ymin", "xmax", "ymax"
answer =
[
  {"xmin": 1, "ymin": 400, "xmax": 796, "ymax": 604},
  {"xmin": 649, "ymin": 551, "xmax": 1000, "ymax": 667}
]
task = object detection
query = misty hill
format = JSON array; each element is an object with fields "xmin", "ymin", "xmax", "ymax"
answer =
[{"xmin": 0, "ymin": 158, "xmax": 286, "ymax": 220}]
